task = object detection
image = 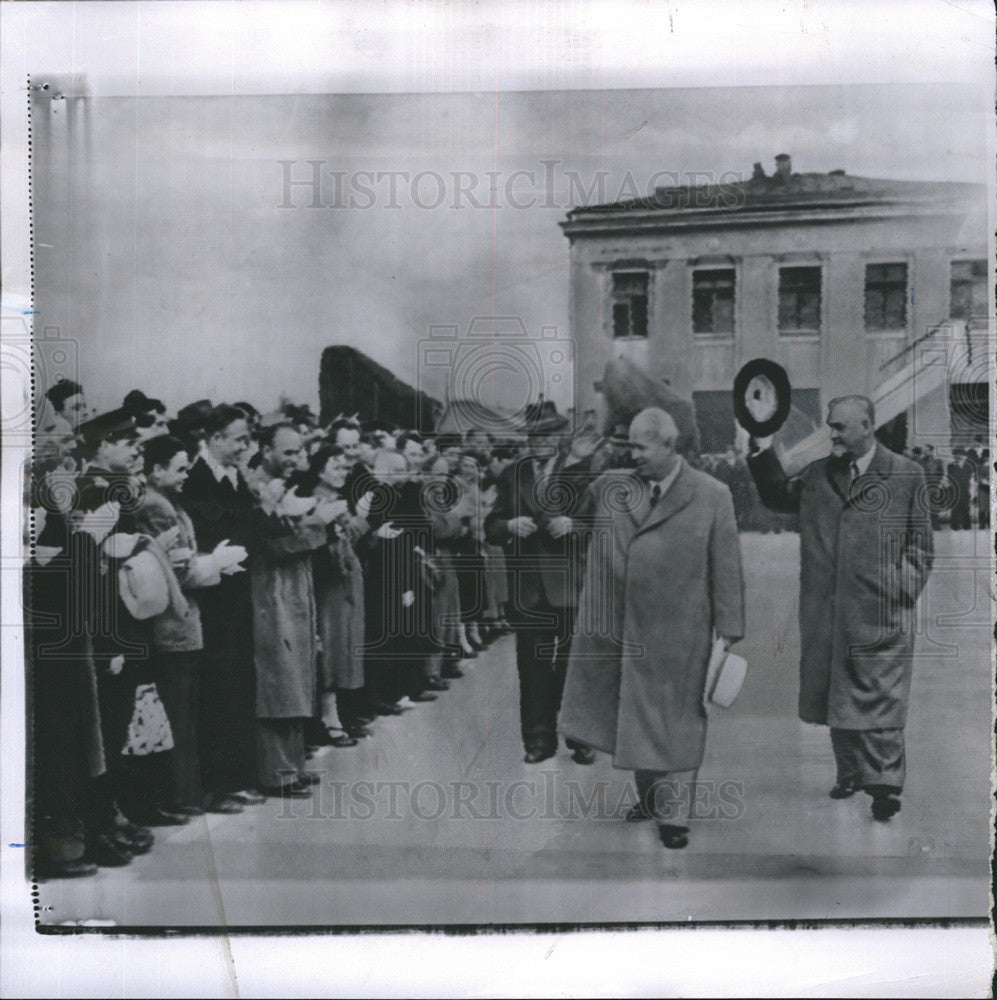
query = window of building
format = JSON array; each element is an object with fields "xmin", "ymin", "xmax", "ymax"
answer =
[
  {"xmin": 950, "ymin": 259, "xmax": 988, "ymax": 324},
  {"xmin": 692, "ymin": 268, "xmax": 735, "ymax": 337},
  {"xmin": 778, "ymin": 266, "xmax": 821, "ymax": 335},
  {"xmin": 864, "ymin": 263, "xmax": 908, "ymax": 332},
  {"xmin": 611, "ymin": 271, "xmax": 649, "ymax": 339}
]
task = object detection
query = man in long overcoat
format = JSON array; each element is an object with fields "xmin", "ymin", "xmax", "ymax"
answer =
[
  {"xmin": 746, "ymin": 395, "xmax": 933, "ymax": 821},
  {"xmin": 250, "ymin": 423, "xmax": 329, "ymax": 797},
  {"xmin": 560, "ymin": 409, "xmax": 745, "ymax": 849}
]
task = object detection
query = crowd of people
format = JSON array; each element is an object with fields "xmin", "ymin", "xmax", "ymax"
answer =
[
  {"xmin": 24, "ymin": 378, "xmax": 987, "ymax": 877},
  {"xmin": 905, "ymin": 440, "xmax": 990, "ymax": 530},
  {"xmin": 27, "ymin": 380, "xmax": 552, "ymax": 879}
]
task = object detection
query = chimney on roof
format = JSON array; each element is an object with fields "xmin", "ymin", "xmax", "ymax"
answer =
[
  {"xmin": 751, "ymin": 162, "xmax": 767, "ymax": 181},
  {"xmin": 774, "ymin": 153, "xmax": 792, "ymax": 178}
]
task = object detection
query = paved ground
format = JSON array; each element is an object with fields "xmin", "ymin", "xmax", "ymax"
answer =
[{"xmin": 37, "ymin": 530, "xmax": 992, "ymax": 927}]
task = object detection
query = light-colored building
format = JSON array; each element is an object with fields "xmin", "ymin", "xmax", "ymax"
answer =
[{"xmin": 560, "ymin": 155, "xmax": 989, "ymax": 452}]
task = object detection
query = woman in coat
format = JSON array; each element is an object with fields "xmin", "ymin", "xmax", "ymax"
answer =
[{"xmin": 297, "ymin": 444, "xmax": 372, "ymax": 742}]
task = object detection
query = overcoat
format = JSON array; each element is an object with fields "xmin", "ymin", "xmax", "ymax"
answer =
[
  {"xmin": 311, "ymin": 483, "xmax": 368, "ymax": 692},
  {"xmin": 252, "ymin": 513, "xmax": 326, "ymax": 718},
  {"xmin": 559, "ymin": 460, "xmax": 745, "ymax": 772},
  {"xmin": 747, "ymin": 443, "xmax": 933, "ymax": 729}
]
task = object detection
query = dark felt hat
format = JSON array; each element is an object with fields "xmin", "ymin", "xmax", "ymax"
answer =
[
  {"xmin": 123, "ymin": 389, "xmax": 166, "ymax": 416},
  {"xmin": 522, "ymin": 400, "xmax": 569, "ymax": 436},
  {"xmin": 174, "ymin": 399, "xmax": 214, "ymax": 430}
]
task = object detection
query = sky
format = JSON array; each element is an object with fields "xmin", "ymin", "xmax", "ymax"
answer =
[{"xmin": 5, "ymin": 0, "xmax": 995, "ymax": 414}]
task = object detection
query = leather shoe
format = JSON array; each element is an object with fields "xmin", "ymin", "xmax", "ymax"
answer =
[
  {"xmin": 230, "ymin": 789, "xmax": 267, "ymax": 805},
  {"xmin": 206, "ymin": 795, "xmax": 244, "ymax": 814},
  {"xmin": 36, "ymin": 857, "xmax": 98, "ymax": 879},
  {"xmin": 441, "ymin": 664, "xmax": 464, "ymax": 679},
  {"xmin": 114, "ymin": 820, "xmax": 154, "ymax": 852},
  {"xmin": 571, "ymin": 747, "xmax": 596, "ymax": 765},
  {"xmin": 871, "ymin": 794, "xmax": 901, "ymax": 821},
  {"xmin": 172, "ymin": 804, "xmax": 206, "ymax": 817},
  {"xmin": 625, "ymin": 803, "xmax": 654, "ymax": 823},
  {"xmin": 262, "ymin": 783, "xmax": 312, "ymax": 799},
  {"xmin": 87, "ymin": 833, "xmax": 133, "ymax": 867},
  {"xmin": 829, "ymin": 779, "xmax": 859, "ymax": 799},
  {"xmin": 298, "ymin": 771, "xmax": 323, "ymax": 785},
  {"xmin": 108, "ymin": 828, "xmax": 148, "ymax": 856},
  {"xmin": 410, "ymin": 691, "xmax": 438, "ymax": 702},
  {"xmin": 346, "ymin": 724, "xmax": 372, "ymax": 739},
  {"xmin": 371, "ymin": 701, "xmax": 404, "ymax": 716},
  {"xmin": 523, "ymin": 747, "xmax": 556, "ymax": 764},
  {"xmin": 657, "ymin": 823, "xmax": 690, "ymax": 850},
  {"xmin": 424, "ymin": 677, "xmax": 450, "ymax": 691},
  {"xmin": 329, "ymin": 732, "xmax": 359, "ymax": 748},
  {"xmin": 131, "ymin": 807, "xmax": 190, "ymax": 827}
]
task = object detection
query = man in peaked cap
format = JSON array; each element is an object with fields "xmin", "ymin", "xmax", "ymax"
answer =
[{"xmin": 76, "ymin": 408, "xmax": 142, "ymax": 482}]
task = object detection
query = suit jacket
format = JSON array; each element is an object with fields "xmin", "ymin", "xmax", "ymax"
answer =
[
  {"xmin": 484, "ymin": 453, "xmax": 596, "ymax": 612},
  {"xmin": 180, "ymin": 455, "xmax": 258, "ymax": 621},
  {"xmin": 748, "ymin": 443, "xmax": 933, "ymax": 729}
]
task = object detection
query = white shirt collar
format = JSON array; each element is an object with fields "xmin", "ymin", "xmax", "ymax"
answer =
[
  {"xmin": 199, "ymin": 444, "xmax": 239, "ymax": 488},
  {"xmin": 852, "ymin": 444, "xmax": 876, "ymax": 477},
  {"xmin": 650, "ymin": 459, "xmax": 682, "ymax": 500}
]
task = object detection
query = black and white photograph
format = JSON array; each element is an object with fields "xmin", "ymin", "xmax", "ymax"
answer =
[{"xmin": 1, "ymin": 0, "xmax": 994, "ymax": 995}]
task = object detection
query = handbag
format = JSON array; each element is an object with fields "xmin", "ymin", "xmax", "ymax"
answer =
[{"xmin": 704, "ymin": 636, "xmax": 748, "ymax": 709}]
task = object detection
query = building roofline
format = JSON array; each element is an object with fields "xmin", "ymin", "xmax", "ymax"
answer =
[
  {"xmin": 560, "ymin": 193, "xmax": 985, "ymax": 239},
  {"xmin": 560, "ymin": 161, "xmax": 986, "ymax": 236}
]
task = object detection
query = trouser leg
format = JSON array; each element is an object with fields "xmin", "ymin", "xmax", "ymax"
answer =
[
  {"xmin": 199, "ymin": 620, "xmax": 256, "ymax": 796},
  {"xmin": 32, "ymin": 662, "xmax": 88, "ymax": 864},
  {"xmin": 830, "ymin": 727, "xmax": 905, "ymax": 794},
  {"xmin": 549, "ymin": 605, "xmax": 586, "ymax": 752},
  {"xmin": 633, "ymin": 769, "xmax": 697, "ymax": 825},
  {"xmin": 155, "ymin": 652, "xmax": 203, "ymax": 809},
  {"xmin": 256, "ymin": 719, "xmax": 305, "ymax": 789},
  {"xmin": 829, "ymin": 727, "xmax": 861, "ymax": 784},
  {"xmin": 514, "ymin": 614, "xmax": 559, "ymax": 753},
  {"xmin": 336, "ymin": 687, "xmax": 366, "ymax": 729}
]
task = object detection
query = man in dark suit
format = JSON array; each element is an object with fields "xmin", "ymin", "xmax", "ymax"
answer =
[
  {"xmin": 747, "ymin": 395, "xmax": 933, "ymax": 822},
  {"xmin": 946, "ymin": 448, "xmax": 974, "ymax": 530},
  {"xmin": 181, "ymin": 403, "xmax": 264, "ymax": 812},
  {"xmin": 485, "ymin": 409, "xmax": 597, "ymax": 764}
]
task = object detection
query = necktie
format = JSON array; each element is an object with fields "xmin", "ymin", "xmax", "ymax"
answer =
[
  {"xmin": 849, "ymin": 461, "xmax": 859, "ymax": 484},
  {"xmin": 650, "ymin": 483, "xmax": 662, "ymax": 506}
]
